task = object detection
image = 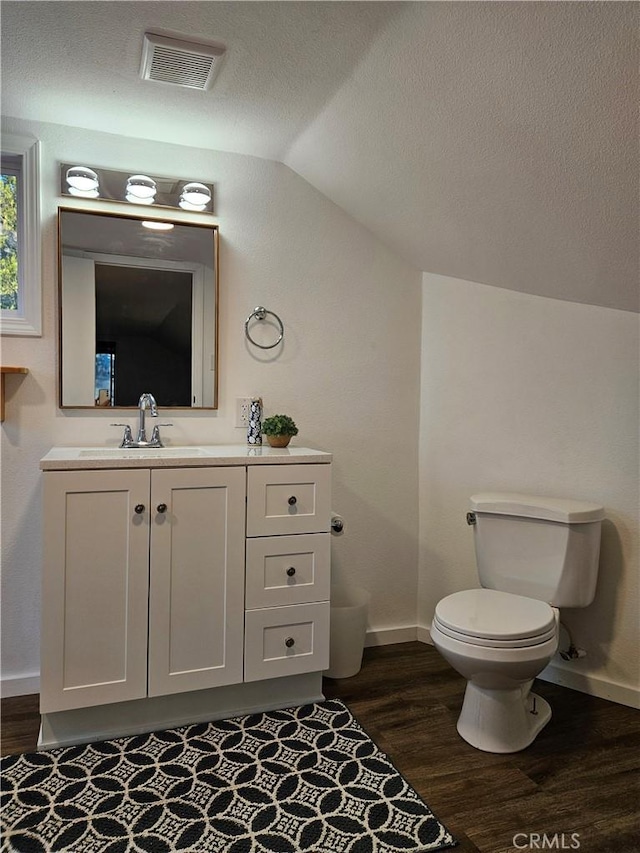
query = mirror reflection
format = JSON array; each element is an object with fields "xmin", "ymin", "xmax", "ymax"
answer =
[{"xmin": 58, "ymin": 208, "xmax": 218, "ymax": 409}]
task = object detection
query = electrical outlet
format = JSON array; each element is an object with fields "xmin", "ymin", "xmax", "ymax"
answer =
[{"xmin": 235, "ymin": 397, "xmax": 252, "ymax": 428}]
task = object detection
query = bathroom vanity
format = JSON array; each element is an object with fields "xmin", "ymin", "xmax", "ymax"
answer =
[{"xmin": 39, "ymin": 445, "xmax": 331, "ymax": 749}]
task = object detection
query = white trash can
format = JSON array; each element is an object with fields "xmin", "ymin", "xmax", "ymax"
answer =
[{"xmin": 325, "ymin": 585, "xmax": 370, "ymax": 679}]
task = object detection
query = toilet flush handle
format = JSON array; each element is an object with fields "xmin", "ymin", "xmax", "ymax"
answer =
[{"xmin": 466, "ymin": 512, "xmax": 477, "ymax": 525}]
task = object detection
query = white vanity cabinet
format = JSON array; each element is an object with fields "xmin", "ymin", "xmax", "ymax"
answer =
[
  {"xmin": 40, "ymin": 466, "xmax": 245, "ymax": 713},
  {"xmin": 39, "ymin": 446, "xmax": 332, "ymax": 749}
]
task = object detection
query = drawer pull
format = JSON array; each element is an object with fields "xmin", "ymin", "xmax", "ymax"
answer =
[
  {"xmin": 134, "ymin": 504, "xmax": 145, "ymax": 514},
  {"xmin": 288, "ymin": 495, "xmax": 297, "ymax": 506},
  {"xmin": 157, "ymin": 503, "xmax": 167, "ymax": 514},
  {"xmin": 286, "ymin": 566, "xmax": 296, "ymax": 577},
  {"xmin": 284, "ymin": 636, "xmax": 295, "ymax": 648}
]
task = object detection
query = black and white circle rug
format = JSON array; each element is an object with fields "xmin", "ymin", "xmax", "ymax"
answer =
[{"xmin": 1, "ymin": 698, "xmax": 457, "ymax": 853}]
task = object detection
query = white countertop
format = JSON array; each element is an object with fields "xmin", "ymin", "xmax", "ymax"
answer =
[{"xmin": 40, "ymin": 445, "xmax": 332, "ymax": 471}]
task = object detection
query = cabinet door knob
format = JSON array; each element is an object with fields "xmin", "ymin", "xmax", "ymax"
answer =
[
  {"xmin": 157, "ymin": 503, "xmax": 167, "ymax": 514},
  {"xmin": 134, "ymin": 504, "xmax": 145, "ymax": 514},
  {"xmin": 288, "ymin": 495, "xmax": 297, "ymax": 506},
  {"xmin": 286, "ymin": 566, "xmax": 296, "ymax": 577},
  {"xmin": 284, "ymin": 636, "xmax": 295, "ymax": 648}
]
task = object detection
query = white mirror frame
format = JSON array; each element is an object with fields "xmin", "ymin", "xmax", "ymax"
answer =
[{"xmin": 1, "ymin": 134, "xmax": 42, "ymax": 337}]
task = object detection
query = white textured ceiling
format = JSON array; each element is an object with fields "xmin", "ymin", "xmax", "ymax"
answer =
[
  {"xmin": 2, "ymin": 1, "xmax": 399, "ymax": 159},
  {"xmin": 2, "ymin": 1, "xmax": 638, "ymax": 312}
]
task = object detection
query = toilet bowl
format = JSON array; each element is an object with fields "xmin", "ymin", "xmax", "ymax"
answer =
[
  {"xmin": 431, "ymin": 589, "xmax": 559, "ymax": 753},
  {"xmin": 430, "ymin": 492, "xmax": 604, "ymax": 753}
]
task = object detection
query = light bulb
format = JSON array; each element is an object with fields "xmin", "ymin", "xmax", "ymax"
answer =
[
  {"xmin": 126, "ymin": 193, "xmax": 154, "ymax": 205},
  {"xmin": 66, "ymin": 166, "xmax": 99, "ymax": 192},
  {"xmin": 142, "ymin": 220, "xmax": 174, "ymax": 230},
  {"xmin": 125, "ymin": 174, "xmax": 157, "ymax": 200},
  {"xmin": 68, "ymin": 186, "xmax": 100, "ymax": 199},
  {"xmin": 179, "ymin": 199, "xmax": 207, "ymax": 212}
]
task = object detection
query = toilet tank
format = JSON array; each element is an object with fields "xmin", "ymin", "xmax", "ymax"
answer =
[{"xmin": 470, "ymin": 493, "xmax": 604, "ymax": 607}]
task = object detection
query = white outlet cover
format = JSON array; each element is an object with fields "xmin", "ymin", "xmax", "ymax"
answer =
[{"xmin": 235, "ymin": 397, "xmax": 252, "ymax": 428}]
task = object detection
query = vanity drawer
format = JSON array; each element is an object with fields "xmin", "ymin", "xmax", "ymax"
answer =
[
  {"xmin": 246, "ymin": 533, "xmax": 330, "ymax": 609},
  {"xmin": 244, "ymin": 602, "xmax": 330, "ymax": 682},
  {"xmin": 247, "ymin": 464, "xmax": 331, "ymax": 537}
]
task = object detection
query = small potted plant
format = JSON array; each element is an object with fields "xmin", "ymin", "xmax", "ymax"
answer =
[{"xmin": 262, "ymin": 414, "xmax": 299, "ymax": 448}]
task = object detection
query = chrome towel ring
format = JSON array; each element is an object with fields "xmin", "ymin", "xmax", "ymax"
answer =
[{"xmin": 245, "ymin": 306, "xmax": 284, "ymax": 350}]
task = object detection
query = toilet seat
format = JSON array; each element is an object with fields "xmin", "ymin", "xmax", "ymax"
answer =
[
  {"xmin": 432, "ymin": 617, "xmax": 557, "ymax": 649},
  {"xmin": 433, "ymin": 589, "xmax": 556, "ymax": 649}
]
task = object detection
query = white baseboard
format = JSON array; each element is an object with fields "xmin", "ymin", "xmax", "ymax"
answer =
[
  {"xmin": 417, "ymin": 625, "xmax": 433, "ymax": 645},
  {"xmin": 4, "ymin": 633, "xmax": 417, "ymax": 694},
  {"xmin": 5, "ymin": 633, "xmax": 638, "ymax": 712},
  {"xmin": 365, "ymin": 626, "xmax": 417, "ymax": 647},
  {"xmin": 538, "ymin": 661, "xmax": 640, "ymax": 710},
  {"xmin": 1, "ymin": 674, "xmax": 40, "ymax": 699}
]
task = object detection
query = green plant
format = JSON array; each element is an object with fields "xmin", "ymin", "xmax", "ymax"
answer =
[{"xmin": 262, "ymin": 414, "xmax": 299, "ymax": 437}]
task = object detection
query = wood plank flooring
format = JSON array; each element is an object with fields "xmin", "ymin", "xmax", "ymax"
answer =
[
  {"xmin": 323, "ymin": 643, "xmax": 640, "ymax": 853},
  {"xmin": 2, "ymin": 642, "xmax": 638, "ymax": 853}
]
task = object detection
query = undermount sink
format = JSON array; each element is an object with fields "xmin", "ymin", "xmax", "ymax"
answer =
[{"xmin": 78, "ymin": 448, "xmax": 206, "ymax": 458}]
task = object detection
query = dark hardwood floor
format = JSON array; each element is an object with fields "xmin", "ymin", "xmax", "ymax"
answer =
[{"xmin": 2, "ymin": 642, "xmax": 638, "ymax": 853}]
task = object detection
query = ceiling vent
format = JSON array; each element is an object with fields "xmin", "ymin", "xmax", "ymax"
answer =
[{"xmin": 140, "ymin": 32, "xmax": 226, "ymax": 91}]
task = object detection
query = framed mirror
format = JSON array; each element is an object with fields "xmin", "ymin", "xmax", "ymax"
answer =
[{"xmin": 58, "ymin": 208, "xmax": 218, "ymax": 409}]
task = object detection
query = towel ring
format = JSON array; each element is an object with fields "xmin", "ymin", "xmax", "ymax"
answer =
[{"xmin": 245, "ymin": 306, "xmax": 284, "ymax": 350}]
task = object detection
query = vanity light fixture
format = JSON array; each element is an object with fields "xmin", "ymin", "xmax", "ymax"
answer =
[
  {"xmin": 60, "ymin": 164, "xmax": 214, "ymax": 214},
  {"xmin": 125, "ymin": 174, "xmax": 157, "ymax": 201},
  {"xmin": 141, "ymin": 220, "xmax": 174, "ymax": 230},
  {"xmin": 65, "ymin": 166, "xmax": 99, "ymax": 194}
]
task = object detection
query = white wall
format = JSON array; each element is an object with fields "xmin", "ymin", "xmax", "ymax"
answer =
[
  {"xmin": 419, "ymin": 273, "xmax": 639, "ymax": 706},
  {"xmin": 0, "ymin": 117, "xmax": 423, "ymax": 694},
  {"xmin": 4, "ymin": 117, "xmax": 637, "ymax": 709}
]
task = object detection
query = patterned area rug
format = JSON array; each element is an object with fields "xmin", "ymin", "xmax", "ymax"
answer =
[{"xmin": 1, "ymin": 698, "xmax": 456, "ymax": 853}]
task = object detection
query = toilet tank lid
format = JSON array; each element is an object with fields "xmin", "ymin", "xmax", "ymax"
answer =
[{"xmin": 470, "ymin": 493, "xmax": 605, "ymax": 523}]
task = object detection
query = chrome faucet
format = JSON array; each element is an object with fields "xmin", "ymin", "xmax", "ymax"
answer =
[
  {"xmin": 111, "ymin": 392, "xmax": 172, "ymax": 448},
  {"xmin": 137, "ymin": 392, "xmax": 158, "ymax": 445}
]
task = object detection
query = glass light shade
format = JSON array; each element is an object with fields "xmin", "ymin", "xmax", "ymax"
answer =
[
  {"xmin": 68, "ymin": 186, "xmax": 100, "ymax": 199},
  {"xmin": 181, "ymin": 182, "xmax": 211, "ymax": 206},
  {"xmin": 126, "ymin": 175, "xmax": 157, "ymax": 199},
  {"xmin": 126, "ymin": 193, "xmax": 154, "ymax": 205},
  {"xmin": 66, "ymin": 166, "xmax": 99, "ymax": 192},
  {"xmin": 179, "ymin": 199, "xmax": 207, "ymax": 212},
  {"xmin": 142, "ymin": 220, "xmax": 174, "ymax": 230}
]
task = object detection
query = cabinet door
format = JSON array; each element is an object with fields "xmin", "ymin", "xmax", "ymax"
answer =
[
  {"xmin": 148, "ymin": 467, "xmax": 245, "ymax": 696},
  {"xmin": 41, "ymin": 469, "xmax": 150, "ymax": 713}
]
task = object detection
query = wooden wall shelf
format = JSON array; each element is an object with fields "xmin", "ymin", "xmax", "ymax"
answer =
[{"xmin": 1, "ymin": 366, "xmax": 29, "ymax": 422}]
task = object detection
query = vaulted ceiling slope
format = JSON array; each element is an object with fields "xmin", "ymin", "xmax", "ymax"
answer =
[{"xmin": 2, "ymin": 2, "xmax": 638, "ymax": 312}]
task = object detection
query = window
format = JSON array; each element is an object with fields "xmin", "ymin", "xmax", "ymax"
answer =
[
  {"xmin": 0, "ymin": 135, "xmax": 41, "ymax": 336},
  {"xmin": 1, "ymin": 158, "xmax": 19, "ymax": 310},
  {"xmin": 95, "ymin": 345, "xmax": 116, "ymax": 406}
]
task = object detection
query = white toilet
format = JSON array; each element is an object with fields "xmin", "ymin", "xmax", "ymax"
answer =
[{"xmin": 430, "ymin": 492, "xmax": 604, "ymax": 754}]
